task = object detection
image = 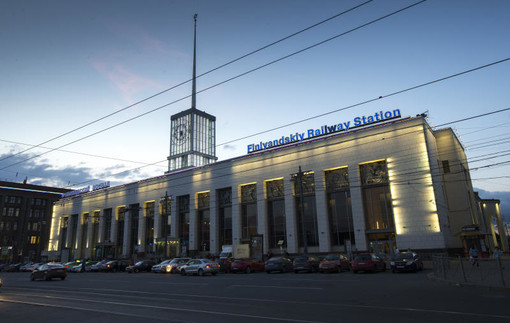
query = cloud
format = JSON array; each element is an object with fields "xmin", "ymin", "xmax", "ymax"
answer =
[{"xmin": 0, "ymin": 151, "xmax": 155, "ymax": 189}]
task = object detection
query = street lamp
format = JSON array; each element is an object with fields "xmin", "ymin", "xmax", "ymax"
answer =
[
  {"xmin": 161, "ymin": 192, "xmax": 171, "ymax": 259},
  {"xmin": 291, "ymin": 166, "xmax": 311, "ymax": 256}
]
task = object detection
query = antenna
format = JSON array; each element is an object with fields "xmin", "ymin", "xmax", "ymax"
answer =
[{"xmin": 191, "ymin": 14, "xmax": 198, "ymax": 110}]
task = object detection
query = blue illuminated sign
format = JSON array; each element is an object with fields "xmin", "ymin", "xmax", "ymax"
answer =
[{"xmin": 247, "ymin": 109, "xmax": 401, "ymax": 154}]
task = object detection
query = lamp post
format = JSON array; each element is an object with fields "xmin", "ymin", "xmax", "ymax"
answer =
[
  {"xmin": 162, "ymin": 192, "xmax": 170, "ymax": 259},
  {"xmin": 292, "ymin": 166, "xmax": 310, "ymax": 256}
]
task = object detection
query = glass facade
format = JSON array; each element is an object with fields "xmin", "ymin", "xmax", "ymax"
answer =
[
  {"xmin": 325, "ymin": 167, "xmax": 355, "ymax": 247},
  {"xmin": 197, "ymin": 192, "xmax": 210, "ymax": 251},
  {"xmin": 293, "ymin": 172, "xmax": 319, "ymax": 248},
  {"xmin": 178, "ymin": 195, "xmax": 190, "ymax": 245},
  {"xmin": 240, "ymin": 184, "xmax": 257, "ymax": 241},
  {"xmin": 218, "ymin": 188, "xmax": 232, "ymax": 246},
  {"xmin": 266, "ymin": 179, "xmax": 286, "ymax": 249}
]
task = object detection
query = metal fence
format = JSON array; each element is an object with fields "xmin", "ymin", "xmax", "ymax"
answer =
[{"xmin": 432, "ymin": 256, "xmax": 509, "ymax": 288}]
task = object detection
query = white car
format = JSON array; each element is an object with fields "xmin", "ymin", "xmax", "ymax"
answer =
[{"xmin": 180, "ymin": 259, "xmax": 220, "ymax": 276}]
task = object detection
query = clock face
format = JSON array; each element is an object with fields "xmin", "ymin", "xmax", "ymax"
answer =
[{"xmin": 173, "ymin": 123, "xmax": 189, "ymax": 144}]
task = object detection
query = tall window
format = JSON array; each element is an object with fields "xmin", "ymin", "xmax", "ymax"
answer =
[
  {"xmin": 145, "ymin": 202, "xmax": 155, "ymax": 248},
  {"xmin": 266, "ymin": 179, "xmax": 286, "ymax": 249},
  {"xmin": 128, "ymin": 204, "xmax": 139, "ymax": 255},
  {"xmin": 178, "ymin": 195, "xmax": 190, "ymax": 244},
  {"xmin": 159, "ymin": 196, "xmax": 171, "ymax": 239},
  {"xmin": 81, "ymin": 213, "xmax": 88, "ymax": 258},
  {"xmin": 325, "ymin": 167, "xmax": 355, "ymax": 247},
  {"xmin": 60, "ymin": 217, "xmax": 69, "ymax": 249},
  {"xmin": 116, "ymin": 207, "xmax": 125, "ymax": 249},
  {"xmin": 91, "ymin": 211, "xmax": 100, "ymax": 255},
  {"xmin": 292, "ymin": 172, "xmax": 319, "ymax": 247},
  {"xmin": 240, "ymin": 184, "xmax": 257, "ymax": 241},
  {"xmin": 218, "ymin": 188, "xmax": 232, "ymax": 246},
  {"xmin": 103, "ymin": 208, "xmax": 112, "ymax": 243},
  {"xmin": 360, "ymin": 160, "xmax": 394, "ymax": 231},
  {"xmin": 197, "ymin": 192, "xmax": 210, "ymax": 251}
]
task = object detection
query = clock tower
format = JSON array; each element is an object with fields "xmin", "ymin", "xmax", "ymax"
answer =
[{"xmin": 167, "ymin": 14, "xmax": 217, "ymax": 172}]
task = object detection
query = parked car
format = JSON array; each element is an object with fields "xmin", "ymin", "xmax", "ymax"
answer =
[
  {"xmin": 292, "ymin": 255, "xmax": 320, "ymax": 273},
  {"xmin": 151, "ymin": 259, "xmax": 172, "ymax": 273},
  {"xmin": 69, "ymin": 261, "xmax": 98, "ymax": 273},
  {"xmin": 103, "ymin": 260, "xmax": 130, "ymax": 272},
  {"xmin": 180, "ymin": 259, "xmax": 220, "ymax": 276},
  {"xmin": 63, "ymin": 261, "xmax": 81, "ymax": 270},
  {"xmin": 265, "ymin": 256, "xmax": 293, "ymax": 274},
  {"xmin": 6, "ymin": 263, "xmax": 22, "ymax": 272},
  {"xmin": 230, "ymin": 258, "xmax": 265, "ymax": 273},
  {"xmin": 30, "ymin": 263, "xmax": 67, "ymax": 281},
  {"xmin": 90, "ymin": 260, "xmax": 108, "ymax": 272},
  {"xmin": 21, "ymin": 263, "xmax": 43, "ymax": 272},
  {"xmin": 152, "ymin": 258, "xmax": 191, "ymax": 274},
  {"xmin": 126, "ymin": 260, "xmax": 156, "ymax": 273},
  {"xmin": 319, "ymin": 254, "xmax": 351, "ymax": 273},
  {"xmin": 351, "ymin": 253, "xmax": 386, "ymax": 273},
  {"xmin": 390, "ymin": 252, "xmax": 423, "ymax": 273}
]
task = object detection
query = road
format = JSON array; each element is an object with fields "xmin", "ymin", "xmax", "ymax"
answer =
[{"xmin": 0, "ymin": 269, "xmax": 509, "ymax": 322}]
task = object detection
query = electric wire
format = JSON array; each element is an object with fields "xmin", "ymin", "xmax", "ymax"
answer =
[
  {"xmin": 0, "ymin": 0, "xmax": 428, "ymax": 173},
  {"xmin": 0, "ymin": 0, "xmax": 374, "ymax": 165}
]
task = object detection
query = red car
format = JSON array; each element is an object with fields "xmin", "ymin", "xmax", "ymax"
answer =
[
  {"xmin": 230, "ymin": 258, "xmax": 265, "ymax": 273},
  {"xmin": 351, "ymin": 253, "xmax": 386, "ymax": 273},
  {"xmin": 319, "ymin": 254, "xmax": 351, "ymax": 273}
]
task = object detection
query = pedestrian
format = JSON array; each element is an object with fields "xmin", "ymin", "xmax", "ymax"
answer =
[
  {"xmin": 493, "ymin": 247, "xmax": 503, "ymax": 260},
  {"xmin": 81, "ymin": 259, "xmax": 86, "ymax": 272},
  {"xmin": 469, "ymin": 245, "xmax": 479, "ymax": 267}
]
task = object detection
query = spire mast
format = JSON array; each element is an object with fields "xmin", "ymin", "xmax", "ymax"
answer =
[{"xmin": 191, "ymin": 14, "xmax": 197, "ymax": 110}]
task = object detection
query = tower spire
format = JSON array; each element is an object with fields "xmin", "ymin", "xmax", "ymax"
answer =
[{"xmin": 191, "ymin": 13, "xmax": 197, "ymax": 110}]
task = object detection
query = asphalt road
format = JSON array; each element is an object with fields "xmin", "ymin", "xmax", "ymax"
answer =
[{"xmin": 1, "ymin": 269, "xmax": 509, "ymax": 323}]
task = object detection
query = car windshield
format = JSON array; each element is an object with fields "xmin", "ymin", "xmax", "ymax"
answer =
[
  {"xmin": 48, "ymin": 264, "xmax": 64, "ymax": 269},
  {"xmin": 294, "ymin": 257, "xmax": 309, "ymax": 262},
  {"xmin": 324, "ymin": 255, "xmax": 340, "ymax": 260},
  {"xmin": 135, "ymin": 261, "xmax": 144, "ymax": 266},
  {"xmin": 355, "ymin": 255, "xmax": 372, "ymax": 261},
  {"xmin": 394, "ymin": 253, "xmax": 414, "ymax": 260},
  {"xmin": 268, "ymin": 257, "xmax": 282, "ymax": 262}
]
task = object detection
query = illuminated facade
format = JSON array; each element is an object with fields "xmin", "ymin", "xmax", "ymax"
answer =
[{"xmin": 48, "ymin": 114, "xmax": 504, "ymax": 261}]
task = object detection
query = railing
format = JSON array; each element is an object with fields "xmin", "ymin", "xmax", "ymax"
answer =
[{"xmin": 432, "ymin": 256, "xmax": 509, "ymax": 288}]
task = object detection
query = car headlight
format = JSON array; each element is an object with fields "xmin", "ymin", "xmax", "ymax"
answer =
[{"xmin": 165, "ymin": 265, "xmax": 172, "ymax": 272}]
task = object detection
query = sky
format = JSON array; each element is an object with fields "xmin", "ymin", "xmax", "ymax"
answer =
[{"xmin": 1, "ymin": 0, "xmax": 510, "ymax": 215}]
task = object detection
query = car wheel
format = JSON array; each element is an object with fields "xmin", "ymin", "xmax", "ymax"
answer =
[
  {"xmin": 198, "ymin": 269, "xmax": 204, "ymax": 276},
  {"xmin": 30, "ymin": 274, "xmax": 35, "ymax": 281},
  {"xmin": 61, "ymin": 276, "xmax": 66, "ymax": 280},
  {"xmin": 134, "ymin": 268, "xmax": 140, "ymax": 273},
  {"xmin": 266, "ymin": 271, "xmax": 271, "ymax": 274},
  {"xmin": 353, "ymin": 270, "xmax": 358, "ymax": 274},
  {"xmin": 43, "ymin": 274, "xmax": 50, "ymax": 281},
  {"xmin": 181, "ymin": 270, "xmax": 186, "ymax": 276},
  {"xmin": 245, "ymin": 266, "xmax": 251, "ymax": 274},
  {"xmin": 211, "ymin": 272, "xmax": 217, "ymax": 276}
]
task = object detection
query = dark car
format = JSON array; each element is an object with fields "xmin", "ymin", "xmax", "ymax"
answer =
[
  {"xmin": 351, "ymin": 253, "xmax": 386, "ymax": 273},
  {"xmin": 126, "ymin": 260, "xmax": 156, "ymax": 273},
  {"xmin": 230, "ymin": 258, "xmax": 265, "ymax": 273},
  {"xmin": 6, "ymin": 263, "xmax": 22, "ymax": 272},
  {"xmin": 265, "ymin": 256, "xmax": 293, "ymax": 274},
  {"xmin": 292, "ymin": 255, "xmax": 320, "ymax": 273},
  {"xmin": 319, "ymin": 254, "xmax": 351, "ymax": 273},
  {"xmin": 103, "ymin": 260, "xmax": 130, "ymax": 272},
  {"xmin": 391, "ymin": 252, "xmax": 423, "ymax": 273},
  {"xmin": 30, "ymin": 263, "xmax": 67, "ymax": 281}
]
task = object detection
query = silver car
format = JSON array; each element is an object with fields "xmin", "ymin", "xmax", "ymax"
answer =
[{"xmin": 180, "ymin": 259, "xmax": 220, "ymax": 276}]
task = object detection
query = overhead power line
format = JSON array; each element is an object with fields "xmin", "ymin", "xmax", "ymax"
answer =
[{"xmin": 0, "ymin": 0, "xmax": 374, "ymax": 165}]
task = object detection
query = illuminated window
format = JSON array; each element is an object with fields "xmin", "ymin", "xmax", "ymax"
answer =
[
  {"xmin": 292, "ymin": 172, "xmax": 319, "ymax": 248},
  {"xmin": 240, "ymin": 184, "xmax": 257, "ymax": 241},
  {"xmin": 266, "ymin": 179, "xmax": 286, "ymax": 249},
  {"xmin": 359, "ymin": 161, "xmax": 395, "ymax": 231},
  {"xmin": 197, "ymin": 192, "xmax": 210, "ymax": 251},
  {"xmin": 217, "ymin": 188, "xmax": 232, "ymax": 246},
  {"xmin": 325, "ymin": 167, "xmax": 355, "ymax": 247}
]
